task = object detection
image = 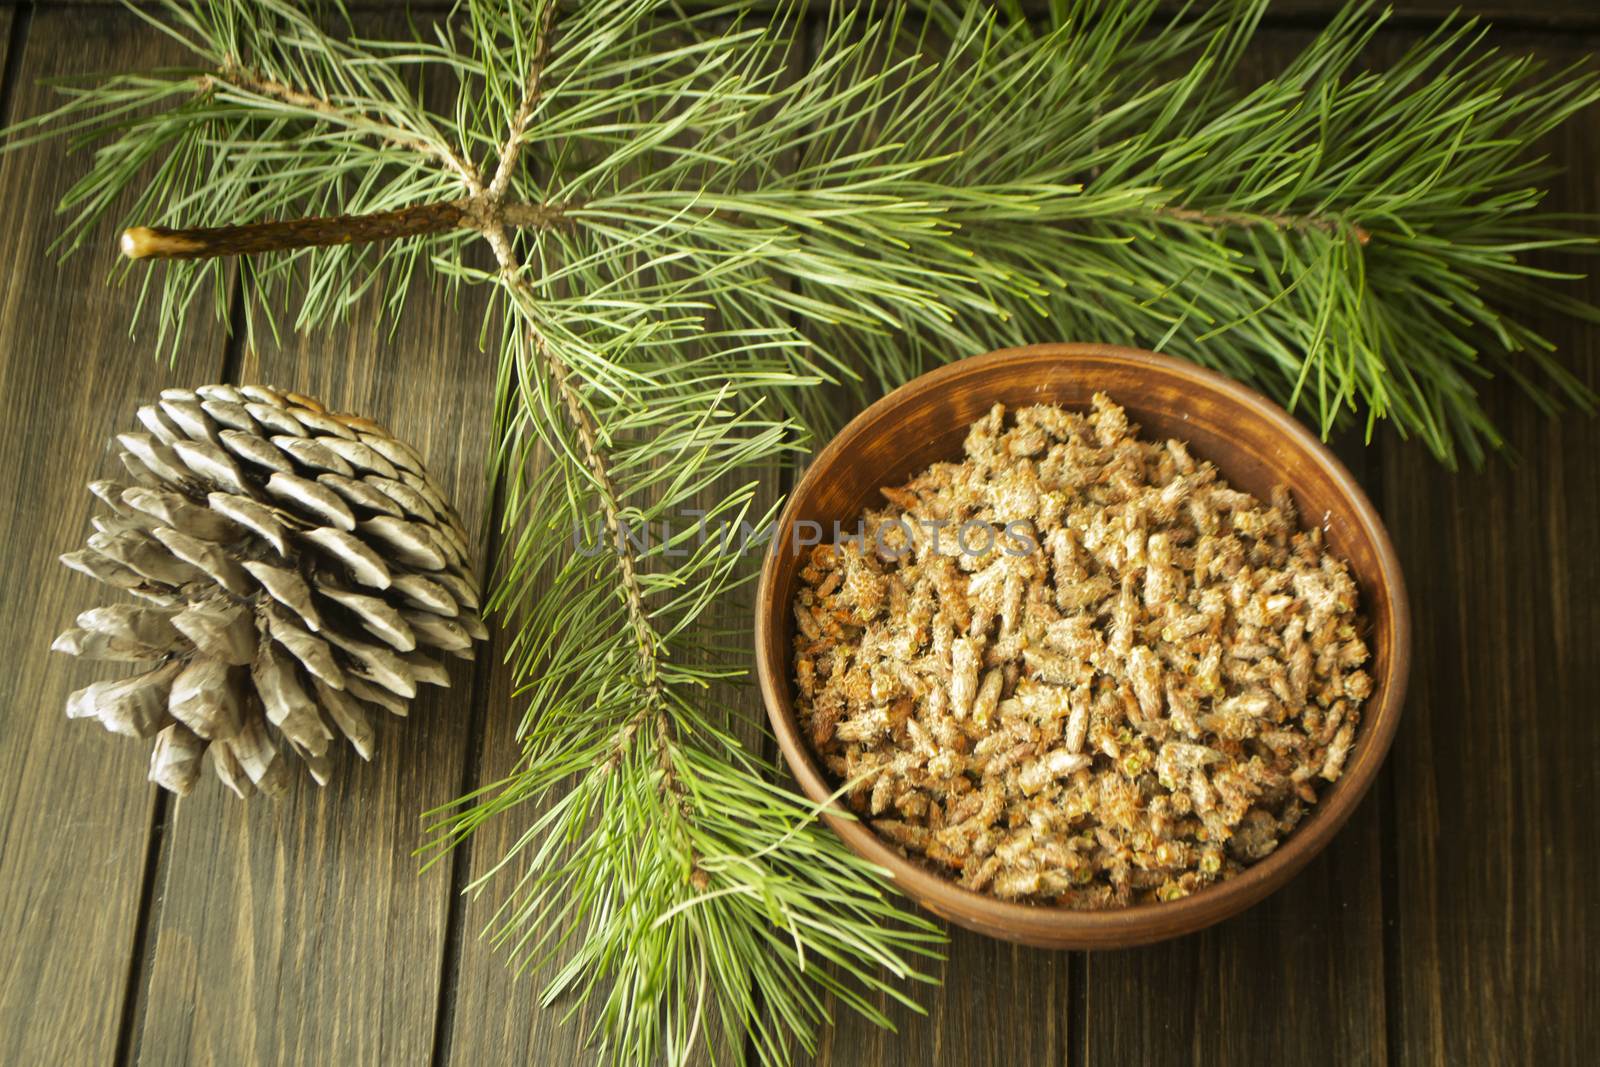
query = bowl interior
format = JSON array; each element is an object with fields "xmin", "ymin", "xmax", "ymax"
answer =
[{"xmin": 756, "ymin": 343, "xmax": 1409, "ymax": 948}]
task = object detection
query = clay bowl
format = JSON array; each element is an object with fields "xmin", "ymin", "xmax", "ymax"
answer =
[{"xmin": 754, "ymin": 342, "xmax": 1409, "ymax": 949}]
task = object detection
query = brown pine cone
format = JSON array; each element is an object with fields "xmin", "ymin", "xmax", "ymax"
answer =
[{"xmin": 52, "ymin": 384, "xmax": 486, "ymax": 798}]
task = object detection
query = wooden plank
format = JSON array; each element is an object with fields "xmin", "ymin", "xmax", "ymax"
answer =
[
  {"xmin": 813, "ymin": 18, "xmax": 1383, "ymax": 1064},
  {"xmin": 121, "ymin": 3, "xmax": 502, "ymax": 1059},
  {"xmin": 808, "ymin": 934, "xmax": 1071, "ymax": 1067},
  {"xmin": 770, "ymin": 442, "xmax": 1074, "ymax": 1066},
  {"xmin": 1379, "ymin": 64, "xmax": 1600, "ymax": 1064},
  {"xmin": 1074, "ymin": 16, "xmax": 1552, "ymax": 1060},
  {"xmin": 1079, "ymin": 390, "xmax": 1393, "ymax": 1067},
  {"xmin": 423, "ymin": 590, "xmax": 534, "ymax": 1063},
  {"xmin": 0, "ymin": 8, "xmax": 236, "ymax": 1065},
  {"xmin": 777, "ymin": 6, "xmax": 1085, "ymax": 1060},
  {"xmin": 443, "ymin": 11, "xmax": 804, "ymax": 1062},
  {"xmin": 132, "ymin": 274, "xmax": 499, "ymax": 1064}
]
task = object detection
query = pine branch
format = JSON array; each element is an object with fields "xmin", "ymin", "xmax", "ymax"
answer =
[
  {"xmin": 120, "ymin": 195, "xmax": 1370, "ymax": 261},
  {"xmin": 476, "ymin": 0, "xmax": 666, "ymax": 739}
]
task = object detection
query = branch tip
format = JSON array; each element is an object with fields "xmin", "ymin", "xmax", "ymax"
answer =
[{"xmin": 120, "ymin": 226, "xmax": 202, "ymax": 260}]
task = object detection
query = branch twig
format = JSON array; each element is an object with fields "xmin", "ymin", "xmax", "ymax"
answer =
[
  {"xmin": 118, "ymin": 199, "xmax": 577, "ymax": 260},
  {"xmin": 1156, "ymin": 205, "xmax": 1372, "ymax": 245},
  {"xmin": 477, "ymin": 7, "xmax": 695, "ymax": 841},
  {"xmin": 120, "ymin": 195, "xmax": 1372, "ymax": 262},
  {"xmin": 486, "ymin": 3, "xmax": 559, "ymax": 203},
  {"xmin": 474, "ymin": 6, "xmax": 667, "ymax": 721},
  {"xmin": 203, "ymin": 66, "xmax": 480, "ymax": 186}
]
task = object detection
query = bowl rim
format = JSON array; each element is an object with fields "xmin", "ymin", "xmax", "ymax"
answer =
[{"xmin": 754, "ymin": 342, "xmax": 1411, "ymax": 947}]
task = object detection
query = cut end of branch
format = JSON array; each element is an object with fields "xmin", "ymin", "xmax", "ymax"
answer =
[{"xmin": 120, "ymin": 227, "xmax": 204, "ymax": 260}]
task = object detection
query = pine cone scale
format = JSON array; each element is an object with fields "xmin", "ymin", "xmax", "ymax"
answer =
[
  {"xmin": 149, "ymin": 723, "xmax": 206, "ymax": 795},
  {"xmin": 300, "ymin": 527, "xmax": 391, "ymax": 588},
  {"xmin": 168, "ymin": 655, "xmax": 241, "ymax": 740}
]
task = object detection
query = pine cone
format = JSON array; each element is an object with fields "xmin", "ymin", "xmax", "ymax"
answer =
[{"xmin": 52, "ymin": 384, "xmax": 486, "ymax": 798}]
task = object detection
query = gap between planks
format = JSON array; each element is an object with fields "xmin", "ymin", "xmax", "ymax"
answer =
[{"xmin": 426, "ymin": 466, "xmax": 510, "ymax": 1067}]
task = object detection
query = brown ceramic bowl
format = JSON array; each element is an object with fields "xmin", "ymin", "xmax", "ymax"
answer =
[{"xmin": 754, "ymin": 343, "xmax": 1409, "ymax": 949}]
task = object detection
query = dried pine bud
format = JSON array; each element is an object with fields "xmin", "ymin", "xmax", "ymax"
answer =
[{"xmin": 794, "ymin": 395, "xmax": 1369, "ymax": 907}]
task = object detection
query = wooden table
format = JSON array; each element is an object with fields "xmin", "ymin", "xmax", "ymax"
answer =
[{"xmin": 1, "ymin": 2, "xmax": 1595, "ymax": 1064}]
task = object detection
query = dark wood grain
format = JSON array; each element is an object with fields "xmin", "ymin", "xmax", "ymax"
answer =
[
  {"xmin": 1378, "ymin": 60, "xmax": 1600, "ymax": 1064},
  {"xmin": 0, "ymin": 9, "xmax": 236, "ymax": 1065},
  {"xmin": 443, "ymin": 13, "xmax": 799, "ymax": 1059},
  {"xmin": 110, "ymin": 5, "xmax": 504, "ymax": 1054},
  {"xmin": 1083, "ymin": 809, "xmax": 1388, "ymax": 1065},
  {"xmin": 776, "ymin": 440, "xmax": 1075, "ymax": 1067},
  {"xmin": 1070, "ymin": 22, "xmax": 1398, "ymax": 1061},
  {"xmin": 425, "ymin": 618, "xmax": 550, "ymax": 1064},
  {"xmin": 809, "ymin": 935, "xmax": 1072, "ymax": 1067}
]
